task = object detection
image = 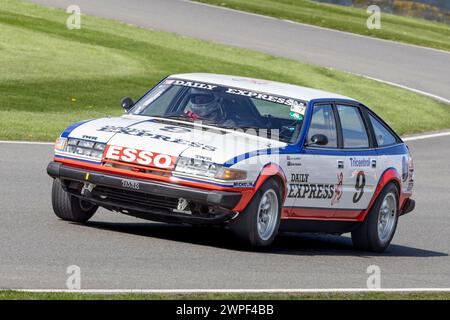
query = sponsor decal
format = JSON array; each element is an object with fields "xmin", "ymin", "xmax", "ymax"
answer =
[
  {"xmin": 121, "ymin": 179, "xmax": 140, "ymax": 190},
  {"xmin": 287, "ymin": 173, "xmax": 335, "ymax": 200},
  {"xmin": 97, "ymin": 126, "xmax": 217, "ymax": 151},
  {"xmin": 194, "ymin": 154, "xmax": 213, "ymax": 162},
  {"xmin": 288, "ymin": 111, "xmax": 303, "ymax": 121},
  {"xmin": 291, "ymin": 173, "xmax": 309, "ymax": 183},
  {"xmin": 349, "ymin": 157, "xmax": 371, "ymax": 167},
  {"xmin": 287, "ymin": 184, "xmax": 335, "ymax": 200},
  {"xmin": 286, "ymin": 155, "xmax": 302, "ymax": 166},
  {"xmin": 167, "ymin": 79, "xmax": 218, "ymax": 91},
  {"xmin": 331, "ymin": 172, "xmax": 343, "ymax": 206},
  {"xmin": 233, "ymin": 182, "xmax": 253, "ymax": 187},
  {"xmin": 82, "ymin": 135, "xmax": 98, "ymax": 140},
  {"xmin": 166, "ymin": 78, "xmax": 307, "ymax": 108},
  {"xmin": 104, "ymin": 145, "xmax": 176, "ymax": 169},
  {"xmin": 290, "ymin": 102, "xmax": 306, "ymax": 115},
  {"xmin": 352, "ymin": 171, "xmax": 366, "ymax": 203},
  {"xmin": 224, "ymin": 88, "xmax": 304, "ymax": 107}
]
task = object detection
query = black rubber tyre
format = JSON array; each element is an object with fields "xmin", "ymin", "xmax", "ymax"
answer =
[
  {"xmin": 351, "ymin": 183, "xmax": 399, "ymax": 253},
  {"xmin": 51, "ymin": 179, "xmax": 98, "ymax": 223},
  {"xmin": 229, "ymin": 179, "xmax": 282, "ymax": 247}
]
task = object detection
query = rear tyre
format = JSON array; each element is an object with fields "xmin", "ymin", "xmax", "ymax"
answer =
[
  {"xmin": 51, "ymin": 179, "xmax": 98, "ymax": 223},
  {"xmin": 351, "ymin": 183, "xmax": 399, "ymax": 253},
  {"xmin": 229, "ymin": 179, "xmax": 282, "ymax": 247}
]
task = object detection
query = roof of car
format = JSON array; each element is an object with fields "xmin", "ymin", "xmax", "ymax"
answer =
[{"xmin": 170, "ymin": 73, "xmax": 356, "ymax": 103}]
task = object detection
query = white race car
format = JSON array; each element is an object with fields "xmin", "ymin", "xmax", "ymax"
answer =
[{"xmin": 47, "ymin": 73, "xmax": 415, "ymax": 251}]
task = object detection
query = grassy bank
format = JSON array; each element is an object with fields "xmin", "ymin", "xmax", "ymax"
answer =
[
  {"xmin": 196, "ymin": 0, "xmax": 450, "ymax": 51},
  {"xmin": 1, "ymin": 290, "xmax": 450, "ymax": 300},
  {"xmin": 0, "ymin": 0, "xmax": 449, "ymax": 141}
]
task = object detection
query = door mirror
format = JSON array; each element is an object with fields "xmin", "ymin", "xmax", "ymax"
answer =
[
  {"xmin": 120, "ymin": 97, "xmax": 134, "ymax": 112},
  {"xmin": 308, "ymin": 133, "xmax": 328, "ymax": 146}
]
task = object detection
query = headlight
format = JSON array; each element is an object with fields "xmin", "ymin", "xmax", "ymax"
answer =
[
  {"xmin": 175, "ymin": 157, "xmax": 218, "ymax": 178},
  {"xmin": 77, "ymin": 140, "xmax": 95, "ymax": 148},
  {"xmin": 174, "ymin": 157, "xmax": 246, "ymax": 180},
  {"xmin": 63, "ymin": 138, "xmax": 106, "ymax": 159},
  {"xmin": 55, "ymin": 137, "xmax": 67, "ymax": 151},
  {"xmin": 90, "ymin": 149, "xmax": 104, "ymax": 158}
]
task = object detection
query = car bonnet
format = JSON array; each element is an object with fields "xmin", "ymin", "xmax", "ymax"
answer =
[{"xmin": 64, "ymin": 115, "xmax": 287, "ymax": 166}]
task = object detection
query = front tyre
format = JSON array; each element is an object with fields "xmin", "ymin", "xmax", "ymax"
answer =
[
  {"xmin": 351, "ymin": 183, "xmax": 399, "ymax": 253},
  {"xmin": 51, "ymin": 179, "xmax": 98, "ymax": 223},
  {"xmin": 229, "ymin": 179, "xmax": 282, "ymax": 247}
]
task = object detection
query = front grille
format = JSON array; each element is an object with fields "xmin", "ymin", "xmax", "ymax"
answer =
[{"xmin": 91, "ymin": 186, "xmax": 179, "ymax": 211}]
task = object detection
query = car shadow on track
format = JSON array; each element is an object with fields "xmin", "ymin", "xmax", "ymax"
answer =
[{"xmin": 81, "ymin": 221, "xmax": 447, "ymax": 258}]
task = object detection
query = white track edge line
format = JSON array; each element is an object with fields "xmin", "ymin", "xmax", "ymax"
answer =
[
  {"xmin": 11, "ymin": 288, "xmax": 450, "ymax": 293},
  {"xmin": 402, "ymin": 131, "xmax": 450, "ymax": 141},
  {"xmin": 0, "ymin": 140, "xmax": 53, "ymax": 145},
  {"xmin": 360, "ymin": 75, "xmax": 450, "ymax": 105}
]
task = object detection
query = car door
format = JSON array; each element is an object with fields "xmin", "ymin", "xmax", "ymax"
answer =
[
  {"xmin": 333, "ymin": 104, "xmax": 378, "ymax": 217},
  {"xmin": 287, "ymin": 103, "xmax": 342, "ymax": 219}
]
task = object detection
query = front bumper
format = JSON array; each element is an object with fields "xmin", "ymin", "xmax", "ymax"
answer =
[{"xmin": 47, "ymin": 161, "xmax": 242, "ymax": 223}]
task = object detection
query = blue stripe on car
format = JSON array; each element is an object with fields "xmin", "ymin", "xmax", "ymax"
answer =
[
  {"xmin": 224, "ymin": 142, "xmax": 406, "ymax": 166},
  {"xmin": 54, "ymin": 155, "xmax": 101, "ymax": 164},
  {"xmin": 174, "ymin": 176, "xmax": 235, "ymax": 188},
  {"xmin": 61, "ymin": 119, "xmax": 93, "ymax": 138},
  {"xmin": 223, "ymin": 145, "xmax": 298, "ymax": 167}
]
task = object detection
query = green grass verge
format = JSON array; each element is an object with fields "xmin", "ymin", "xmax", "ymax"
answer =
[
  {"xmin": 0, "ymin": 0, "xmax": 449, "ymax": 141},
  {"xmin": 196, "ymin": 0, "xmax": 450, "ymax": 51},
  {"xmin": 1, "ymin": 290, "xmax": 450, "ymax": 300}
]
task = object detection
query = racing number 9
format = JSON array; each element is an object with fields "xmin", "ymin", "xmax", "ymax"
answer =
[{"xmin": 353, "ymin": 171, "xmax": 365, "ymax": 203}]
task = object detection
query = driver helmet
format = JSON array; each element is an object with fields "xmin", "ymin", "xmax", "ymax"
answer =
[{"xmin": 190, "ymin": 91, "xmax": 221, "ymax": 118}]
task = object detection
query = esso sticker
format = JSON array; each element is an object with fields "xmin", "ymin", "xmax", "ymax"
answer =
[{"xmin": 104, "ymin": 145, "xmax": 176, "ymax": 169}]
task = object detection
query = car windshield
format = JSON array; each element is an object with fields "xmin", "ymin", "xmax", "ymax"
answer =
[{"xmin": 130, "ymin": 78, "xmax": 307, "ymax": 143}]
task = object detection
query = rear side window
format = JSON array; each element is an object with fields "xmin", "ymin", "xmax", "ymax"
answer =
[
  {"xmin": 336, "ymin": 105, "xmax": 369, "ymax": 148},
  {"xmin": 369, "ymin": 114, "xmax": 397, "ymax": 146},
  {"xmin": 307, "ymin": 104, "xmax": 338, "ymax": 148}
]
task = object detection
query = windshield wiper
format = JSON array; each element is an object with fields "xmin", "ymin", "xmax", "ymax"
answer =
[{"xmin": 163, "ymin": 114, "xmax": 195, "ymax": 121}]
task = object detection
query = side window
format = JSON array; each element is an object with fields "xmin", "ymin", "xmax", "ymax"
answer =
[
  {"xmin": 369, "ymin": 114, "xmax": 397, "ymax": 146},
  {"xmin": 336, "ymin": 105, "xmax": 369, "ymax": 148},
  {"xmin": 307, "ymin": 104, "xmax": 337, "ymax": 148}
]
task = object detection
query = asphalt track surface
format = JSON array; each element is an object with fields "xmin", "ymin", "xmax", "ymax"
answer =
[
  {"xmin": 28, "ymin": 0, "xmax": 450, "ymax": 102},
  {"xmin": 0, "ymin": 135, "xmax": 449, "ymax": 289}
]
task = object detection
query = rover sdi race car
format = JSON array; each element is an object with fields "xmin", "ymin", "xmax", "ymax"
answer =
[{"xmin": 47, "ymin": 73, "xmax": 415, "ymax": 252}]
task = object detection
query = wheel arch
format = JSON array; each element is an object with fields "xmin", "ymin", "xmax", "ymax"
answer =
[
  {"xmin": 231, "ymin": 163, "xmax": 287, "ymax": 212},
  {"xmin": 360, "ymin": 167, "xmax": 402, "ymax": 221}
]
